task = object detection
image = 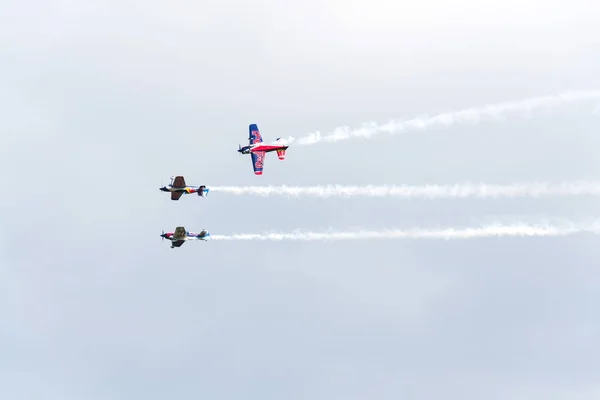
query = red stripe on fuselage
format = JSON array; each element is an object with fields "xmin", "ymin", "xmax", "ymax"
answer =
[{"xmin": 251, "ymin": 145, "xmax": 287, "ymax": 153}]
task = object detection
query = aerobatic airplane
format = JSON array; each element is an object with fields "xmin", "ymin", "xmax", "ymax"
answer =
[
  {"xmin": 160, "ymin": 226, "xmax": 210, "ymax": 248},
  {"xmin": 159, "ymin": 176, "xmax": 209, "ymax": 200},
  {"xmin": 238, "ymin": 123, "xmax": 289, "ymax": 175}
]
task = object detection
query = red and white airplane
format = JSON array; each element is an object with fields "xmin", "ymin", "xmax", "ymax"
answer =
[{"xmin": 238, "ymin": 124, "xmax": 289, "ymax": 175}]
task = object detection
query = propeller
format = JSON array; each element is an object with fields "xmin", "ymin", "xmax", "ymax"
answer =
[{"xmin": 161, "ymin": 230, "xmax": 165, "ymax": 241}]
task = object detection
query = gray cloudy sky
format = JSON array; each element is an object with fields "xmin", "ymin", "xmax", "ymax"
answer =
[{"xmin": 2, "ymin": 1, "xmax": 600, "ymax": 399}]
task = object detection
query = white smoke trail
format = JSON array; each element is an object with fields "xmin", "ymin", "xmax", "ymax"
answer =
[
  {"xmin": 209, "ymin": 181, "xmax": 600, "ymax": 199},
  {"xmin": 210, "ymin": 221, "xmax": 600, "ymax": 241},
  {"xmin": 285, "ymin": 90, "xmax": 600, "ymax": 145}
]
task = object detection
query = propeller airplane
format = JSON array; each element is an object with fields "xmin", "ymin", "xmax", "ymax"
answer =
[
  {"xmin": 160, "ymin": 226, "xmax": 210, "ymax": 248},
  {"xmin": 238, "ymin": 123, "xmax": 289, "ymax": 175},
  {"xmin": 160, "ymin": 176, "xmax": 209, "ymax": 200}
]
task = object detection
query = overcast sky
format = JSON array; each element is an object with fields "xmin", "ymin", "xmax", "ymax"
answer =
[{"xmin": 2, "ymin": 1, "xmax": 600, "ymax": 399}]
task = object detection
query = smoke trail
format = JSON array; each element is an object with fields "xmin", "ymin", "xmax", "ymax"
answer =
[
  {"xmin": 209, "ymin": 181, "xmax": 600, "ymax": 199},
  {"xmin": 285, "ymin": 90, "xmax": 600, "ymax": 145},
  {"xmin": 210, "ymin": 221, "xmax": 600, "ymax": 241}
]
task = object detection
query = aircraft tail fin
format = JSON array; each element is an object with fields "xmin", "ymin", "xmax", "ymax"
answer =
[
  {"xmin": 198, "ymin": 185, "xmax": 209, "ymax": 197},
  {"xmin": 276, "ymin": 149, "xmax": 286, "ymax": 160}
]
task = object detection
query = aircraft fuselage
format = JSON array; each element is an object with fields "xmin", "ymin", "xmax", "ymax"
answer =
[
  {"xmin": 161, "ymin": 231, "xmax": 210, "ymax": 241},
  {"xmin": 239, "ymin": 143, "xmax": 288, "ymax": 154},
  {"xmin": 160, "ymin": 185, "xmax": 201, "ymax": 193},
  {"xmin": 239, "ymin": 135, "xmax": 289, "ymax": 154}
]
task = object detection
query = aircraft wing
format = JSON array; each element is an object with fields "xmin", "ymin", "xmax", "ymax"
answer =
[
  {"xmin": 249, "ymin": 124, "xmax": 263, "ymax": 145},
  {"xmin": 251, "ymin": 151, "xmax": 265, "ymax": 175},
  {"xmin": 172, "ymin": 176, "xmax": 186, "ymax": 188},
  {"xmin": 171, "ymin": 192, "xmax": 183, "ymax": 201},
  {"xmin": 173, "ymin": 226, "xmax": 187, "ymax": 240},
  {"xmin": 172, "ymin": 240, "xmax": 185, "ymax": 247}
]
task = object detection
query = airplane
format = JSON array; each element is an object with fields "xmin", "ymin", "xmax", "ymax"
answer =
[
  {"xmin": 159, "ymin": 175, "xmax": 209, "ymax": 200},
  {"xmin": 160, "ymin": 226, "xmax": 210, "ymax": 248},
  {"xmin": 238, "ymin": 123, "xmax": 289, "ymax": 175}
]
